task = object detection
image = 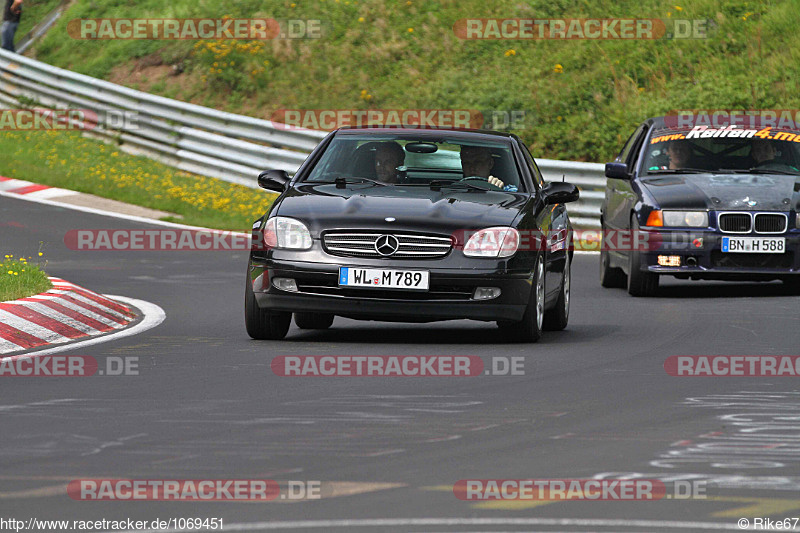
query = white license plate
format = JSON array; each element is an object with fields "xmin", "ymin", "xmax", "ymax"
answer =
[
  {"xmin": 338, "ymin": 267, "xmax": 429, "ymax": 290},
  {"xmin": 721, "ymin": 237, "xmax": 785, "ymax": 253}
]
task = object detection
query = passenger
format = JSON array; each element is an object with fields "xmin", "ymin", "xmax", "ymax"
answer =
[{"xmin": 374, "ymin": 142, "xmax": 405, "ymax": 183}]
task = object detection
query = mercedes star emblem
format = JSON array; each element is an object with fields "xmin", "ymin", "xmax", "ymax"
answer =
[{"xmin": 374, "ymin": 234, "xmax": 400, "ymax": 256}]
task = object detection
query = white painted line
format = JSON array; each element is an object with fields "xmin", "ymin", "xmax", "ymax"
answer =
[
  {"xmin": 42, "ymin": 293, "xmax": 130, "ymax": 324},
  {"xmin": 1, "ymin": 301, "xmax": 100, "ymax": 335},
  {"xmin": 8, "ymin": 296, "xmax": 165, "ymax": 358},
  {"xmin": 107, "ymin": 517, "xmax": 756, "ymax": 532},
  {"xmin": 0, "ymin": 309, "xmax": 66, "ymax": 344}
]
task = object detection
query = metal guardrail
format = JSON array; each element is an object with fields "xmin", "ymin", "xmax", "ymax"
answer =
[{"xmin": 0, "ymin": 48, "xmax": 605, "ymax": 227}]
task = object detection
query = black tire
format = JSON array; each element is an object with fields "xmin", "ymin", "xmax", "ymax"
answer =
[
  {"xmin": 294, "ymin": 312, "xmax": 334, "ymax": 330},
  {"xmin": 498, "ymin": 255, "xmax": 544, "ymax": 343},
  {"xmin": 599, "ymin": 223, "xmax": 626, "ymax": 288},
  {"xmin": 627, "ymin": 217, "xmax": 659, "ymax": 297},
  {"xmin": 245, "ymin": 275, "xmax": 291, "ymax": 340},
  {"xmin": 544, "ymin": 256, "xmax": 570, "ymax": 331}
]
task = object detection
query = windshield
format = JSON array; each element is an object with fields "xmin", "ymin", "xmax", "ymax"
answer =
[
  {"xmin": 643, "ymin": 126, "xmax": 800, "ymax": 175},
  {"xmin": 303, "ymin": 133, "xmax": 525, "ymax": 191}
]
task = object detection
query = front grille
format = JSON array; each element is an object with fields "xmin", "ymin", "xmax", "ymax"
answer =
[
  {"xmin": 323, "ymin": 232, "xmax": 453, "ymax": 259},
  {"xmin": 754, "ymin": 213, "xmax": 787, "ymax": 234},
  {"xmin": 295, "ymin": 282, "xmax": 473, "ymax": 301},
  {"xmin": 718, "ymin": 213, "xmax": 752, "ymax": 233},
  {"xmin": 711, "ymin": 250, "xmax": 793, "ymax": 269}
]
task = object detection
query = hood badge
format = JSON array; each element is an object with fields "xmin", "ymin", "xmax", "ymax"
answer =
[{"xmin": 743, "ymin": 196, "xmax": 757, "ymax": 207}]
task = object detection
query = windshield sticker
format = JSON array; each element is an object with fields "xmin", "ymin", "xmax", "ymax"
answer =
[{"xmin": 651, "ymin": 126, "xmax": 800, "ymax": 144}]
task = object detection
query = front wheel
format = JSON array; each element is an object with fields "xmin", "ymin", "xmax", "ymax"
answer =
[
  {"xmin": 544, "ymin": 256, "xmax": 570, "ymax": 331},
  {"xmin": 245, "ymin": 276, "xmax": 292, "ymax": 340},
  {"xmin": 627, "ymin": 218, "xmax": 659, "ymax": 297},
  {"xmin": 498, "ymin": 255, "xmax": 544, "ymax": 343},
  {"xmin": 599, "ymin": 224, "xmax": 626, "ymax": 288}
]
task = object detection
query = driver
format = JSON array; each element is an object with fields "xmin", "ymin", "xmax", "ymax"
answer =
[
  {"xmin": 374, "ymin": 142, "xmax": 406, "ymax": 183},
  {"xmin": 460, "ymin": 145, "xmax": 506, "ymax": 188},
  {"xmin": 665, "ymin": 141, "xmax": 692, "ymax": 169},
  {"xmin": 751, "ymin": 139, "xmax": 777, "ymax": 165}
]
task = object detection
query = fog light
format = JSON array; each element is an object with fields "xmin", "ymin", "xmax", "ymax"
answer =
[
  {"xmin": 272, "ymin": 277, "xmax": 298, "ymax": 292},
  {"xmin": 657, "ymin": 255, "xmax": 681, "ymax": 267},
  {"xmin": 473, "ymin": 287, "xmax": 501, "ymax": 301}
]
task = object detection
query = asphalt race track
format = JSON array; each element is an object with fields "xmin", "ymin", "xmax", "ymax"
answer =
[{"xmin": 2, "ymin": 193, "xmax": 800, "ymax": 532}]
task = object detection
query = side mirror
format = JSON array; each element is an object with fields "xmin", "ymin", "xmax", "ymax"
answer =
[
  {"xmin": 257, "ymin": 169, "xmax": 290, "ymax": 193},
  {"xmin": 542, "ymin": 182, "xmax": 580, "ymax": 205},
  {"xmin": 605, "ymin": 162, "xmax": 630, "ymax": 180}
]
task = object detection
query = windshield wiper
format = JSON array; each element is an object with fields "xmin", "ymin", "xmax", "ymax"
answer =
[
  {"xmin": 646, "ymin": 168, "xmax": 709, "ymax": 175},
  {"xmin": 429, "ymin": 180, "xmax": 488, "ymax": 192},
  {"xmin": 332, "ymin": 176, "xmax": 389, "ymax": 188}
]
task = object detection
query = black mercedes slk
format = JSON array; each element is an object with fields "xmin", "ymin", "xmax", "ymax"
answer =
[
  {"xmin": 245, "ymin": 127, "xmax": 579, "ymax": 341},
  {"xmin": 601, "ymin": 115, "xmax": 800, "ymax": 296}
]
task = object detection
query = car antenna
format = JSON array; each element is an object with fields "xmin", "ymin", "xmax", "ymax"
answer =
[{"xmin": 562, "ymin": 174, "xmax": 565, "ymax": 183}]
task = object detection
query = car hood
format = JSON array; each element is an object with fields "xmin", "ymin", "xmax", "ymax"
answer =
[
  {"xmin": 640, "ymin": 173, "xmax": 800, "ymax": 211},
  {"xmin": 274, "ymin": 183, "xmax": 529, "ymax": 235}
]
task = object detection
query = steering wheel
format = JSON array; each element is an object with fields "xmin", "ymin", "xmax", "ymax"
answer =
[{"xmin": 458, "ymin": 176, "xmax": 504, "ymax": 191}]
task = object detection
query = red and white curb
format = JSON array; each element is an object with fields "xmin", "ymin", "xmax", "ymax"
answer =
[
  {"xmin": 0, "ymin": 175, "xmax": 79, "ymax": 201},
  {"xmin": 0, "ymin": 277, "xmax": 136, "ymax": 355}
]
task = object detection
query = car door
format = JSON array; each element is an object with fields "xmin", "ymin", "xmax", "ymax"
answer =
[
  {"xmin": 604, "ymin": 124, "xmax": 648, "ymax": 233},
  {"xmin": 520, "ymin": 142, "xmax": 568, "ymax": 302}
]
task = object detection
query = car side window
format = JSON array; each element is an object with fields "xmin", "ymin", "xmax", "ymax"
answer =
[
  {"xmin": 618, "ymin": 124, "xmax": 647, "ymax": 165},
  {"xmin": 521, "ymin": 143, "xmax": 544, "ymax": 188}
]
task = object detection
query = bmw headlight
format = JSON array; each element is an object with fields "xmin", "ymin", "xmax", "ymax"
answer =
[
  {"xmin": 662, "ymin": 210, "xmax": 708, "ymax": 228},
  {"xmin": 263, "ymin": 216, "xmax": 313, "ymax": 250},
  {"xmin": 464, "ymin": 227, "xmax": 520, "ymax": 258}
]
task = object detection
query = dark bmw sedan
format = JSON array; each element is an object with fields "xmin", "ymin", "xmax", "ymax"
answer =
[
  {"xmin": 601, "ymin": 115, "xmax": 800, "ymax": 296},
  {"xmin": 246, "ymin": 127, "xmax": 579, "ymax": 341}
]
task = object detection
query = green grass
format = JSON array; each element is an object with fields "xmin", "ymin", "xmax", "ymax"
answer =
[
  {"xmin": 24, "ymin": 0, "xmax": 799, "ymax": 162},
  {"xmin": 0, "ymin": 131, "xmax": 276, "ymax": 230},
  {"xmin": 13, "ymin": 0, "xmax": 62, "ymax": 48},
  {"xmin": 0, "ymin": 254, "xmax": 51, "ymax": 302}
]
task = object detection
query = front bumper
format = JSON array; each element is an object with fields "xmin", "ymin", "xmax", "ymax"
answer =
[
  {"xmin": 248, "ymin": 258, "xmax": 535, "ymax": 322},
  {"xmin": 637, "ymin": 229, "xmax": 800, "ymax": 280}
]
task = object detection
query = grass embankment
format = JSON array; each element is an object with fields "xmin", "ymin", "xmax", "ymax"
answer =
[
  {"xmin": 0, "ymin": 254, "xmax": 51, "ymax": 301},
  {"xmin": 0, "ymin": 131, "xmax": 275, "ymax": 230},
  {"xmin": 26, "ymin": 0, "xmax": 800, "ymax": 162}
]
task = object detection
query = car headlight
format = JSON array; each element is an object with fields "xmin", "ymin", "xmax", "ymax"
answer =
[
  {"xmin": 263, "ymin": 216, "xmax": 313, "ymax": 250},
  {"xmin": 464, "ymin": 227, "xmax": 520, "ymax": 258},
  {"xmin": 662, "ymin": 210, "xmax": 708, "ymax": 228}
]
